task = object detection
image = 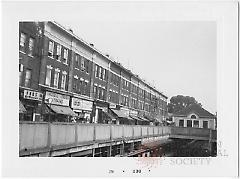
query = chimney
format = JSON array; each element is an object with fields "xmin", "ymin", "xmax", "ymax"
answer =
[
  {"xmin": 68, "ymin": 29, "xmax": 73, "ymax": 33},
  {"xmin": 90, "ymin": 43, "xmax": 94, "ymax": 47}
]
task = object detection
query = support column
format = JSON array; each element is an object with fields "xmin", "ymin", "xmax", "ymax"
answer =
[
  {"xmin": 120, "ymin": 143, "xmax": 124, "ymax": 156},
  {"xmin": 130, "ymin": 142, "xmax": 134, "ymax": 153},
  {"xmin": 108, "ymin": 145, "xmax": 112, "ymax": 157},
  {"xmin": 92, "ymin": 148, "xmax": 95, "ymax": 157}
]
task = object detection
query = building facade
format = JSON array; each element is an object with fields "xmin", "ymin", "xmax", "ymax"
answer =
[
  {"xmin": 19, "ymin": 21, "xmax": 168, "ymax": 125},
  {"xmin": 172, "ymin": 104, "xmax": 216, "ymax": 129}
]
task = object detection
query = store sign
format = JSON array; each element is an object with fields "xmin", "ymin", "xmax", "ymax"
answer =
[
  {"xmin": 24, "ymin": 90, "xmax": 43, "ymax": 101},
  {"xmin": 45, "ymin": 91, "xmax": 70, "ymax": 106},
  {"xmin": 71, "ymin": 98, "xmax": 93, "ymax": 111},
  {"xmin": 109, "ymin": 103, "xmax": 116, "ymax": 109},
  {"xmin": 120, "ymin": 107, "xmax": 130, "ymax": 116}
]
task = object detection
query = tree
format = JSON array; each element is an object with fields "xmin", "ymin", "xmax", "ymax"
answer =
[{"xmin": 167, "ymin": 95, "xmax": 201, "ymax": 113}]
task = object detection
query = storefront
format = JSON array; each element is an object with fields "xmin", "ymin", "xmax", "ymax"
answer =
[
  {"xmin": 93, "ymin": 100, "xmax": 110, "ymax": 124},
  {"xmin": 43, "ymin": 91, "xmax": 76, "ymax": 122},
  {"xmin": 71, "ymin": 97, "xmax": 93, "ymax": 123},
  {"xmin": 130, "ymin": 110, "xmax": 143, "ymax": 125},
  {"xmin": 138, "ymin": 111, "xmax": 150, "ymax": 125},
  {"xmin": 110, "ymin": 107, "xmax": 134, "ymax": 125},
  {"xmin": 19, "ymin": 89, "xmax": 43, "ymax": 121}
]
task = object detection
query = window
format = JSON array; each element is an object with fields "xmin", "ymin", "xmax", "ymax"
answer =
[
  {"xmin": 85, "ymin": 59, "xmax": 89, "ymax": 73},
  {"xmin": 63, "ymin": 49, "xmax": 68, "ymax": 64},
  {"xmin": 98, "ymin": 87, "xmax": 101, "ymax": 99},
  {"xmin": 48, "ymin": 41, "xmax": 54, "ymax": 57},
  {"xmin": 20, "ymin": 33, "xmax": 26, "ymax": 52},
  {"xmin": 179, "ymin": 120, "xmax": 184, "ymax": 127},
  {"xmin": 19, "ymin": 64, "xmax": 23, "ymax": 85},
  {"xmin": 103, "ymin": 69, "xmax": 106, "ymax": 80},
  {"xmin": 95, "ymin": 65, "xmax": 98, "ymax": 77},
  {"xmin": 53, "ymin": 69, "xmax": 60, "ymax": 88},
  {"xmin": 203, "ymin": 121, "xmax": 208, "ymax": 129},
  {"xmin": 73, "ymin": 79, "xmax": 78, "ymax": 91},
  {"xmin": 99, "ymin": 67, "xmax": 102, "ymax": 79},
  {"xmin": 45, "ymin": 67, "xmax": 52, "ymax": 86},
  {"xmin": 24, "ymin": 69, "xmax": 32, "ymax": 87},
  {"xmin": 28, "ymin": 38, "xmax": 34, "ymax": 56},
  {"xmin": 61, "ymin": 73, "xmax": 67, "ymax": 90},
  {"xmin": 187, "ymin": 120, "xmax": 192, "ymax": 127},
  {"xmin": 56, "ymin": 44, "xmax": 61, "ymax": 60},
  {"xmin": 191, "ymin": 114, "xmax": 197, "ymax": 119},
  {"xmin": 94, "ymin": 86, "xmax": 97, "ymax": 98},
  {"xmin": 83, "ymin": 82, "xmax": 88, "ymax": 95},
  {"xmin": 193, "ymin": 120, "xmax": 199, "ymax": 128},
  {"xmin": 80, "ymin": 57, "xmax": 85, "ymax": 71}
]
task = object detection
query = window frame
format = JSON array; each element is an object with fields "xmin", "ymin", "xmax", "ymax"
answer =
[
  {"xmin": 61, "ymin": 73, "xmax": 67, "ymax": 90},
  {"xmin": 28, "ymin": 37, "xmax": 35, "ymax": 56},
  {"xmin": 48, "ymin": 40, "xmax": 54, "ymax": 58},
  {"xmin": 63, "ymin": 48, "xmax": 68, "ymax": 64},
  {"xmin": 53, "ymin": 69, "xmax": 60, "ymax": 88},
  {"xmin": 24, "ymin": 69, "xmax": 32, "ymax": 88}
]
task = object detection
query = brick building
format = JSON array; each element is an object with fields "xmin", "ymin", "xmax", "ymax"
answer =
[{"xmin": 19, "ymin": 21, "xmax": 168, "ymax": 125}]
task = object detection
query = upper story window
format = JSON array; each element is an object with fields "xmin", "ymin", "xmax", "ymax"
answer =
[
  {"xmin": 95, "ymin": 65, "xmax": 99, "ymax": 78},
  {"xmin": 98, "ymin": 66, "xmax": 102, "ymax": 78},
  {"xmin": 20, "ymin": 33, "xmax": 26, "ymax": 52},
  {"xmin": 75, "ymin": 54, "xmax": 80, "ymax": 68},
  {"xmin": 63, "ymin": 48, "xmax": 68, "ymax": 64},
  {"xmin": 85, "ymin": 59, "xmax": 89, "ymax": 73},
  {"xmin": 19, "ymin": 64, "xmax": 24, "ymax": 86},
  {"xmin": 48, "ymin": 41, "xmax": 54, "ymax": 57},
  {"xmin": 53, "ymin": 69, "xmax": 60, "ymax": 88},
  {"xmin": 45, "ymin": 66, "xmax": 52, "ymax": 86},
  {"xmin": 28, "ymin": 37, "xmax": 35, "ymax": 56},
  {"xmin": 61, "ymin": 72, "xmax": 67, "ymax": 90},
  {"xmin": 81, "ymin": 57, "xmax": 85, "ymax": 71},
  {"xmin": 24, "ymin": 69, "xmax": 32, "ymax": 88},
  {"xmin": 102, "ymin": 69, "xmax": 106, "ymax": 80},
  {"xmin": 56, "ymin": 44, "xmax": 61, "ymax": 60}
]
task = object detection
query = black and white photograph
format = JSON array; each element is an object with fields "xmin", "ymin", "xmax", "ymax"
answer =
[{"xmin": 1, "ymin": 0, "xmax": 239, "ymax": 177}]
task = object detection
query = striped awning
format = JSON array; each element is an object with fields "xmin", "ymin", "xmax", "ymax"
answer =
[{"xmin": 19, "ymin": 100, "xmax": 27, "ymax": 113}]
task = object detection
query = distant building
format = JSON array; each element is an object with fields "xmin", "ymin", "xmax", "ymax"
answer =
[{"xmin": 172, "ymin": 104, "xmax": 216, "ymax": 129}]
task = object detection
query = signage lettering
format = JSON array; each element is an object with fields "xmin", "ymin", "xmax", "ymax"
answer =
[
  {"xmin": 45, "ymin": 91, "xmax": 70, "ymax": 106},
  {"xmin": 71, "ymin": 98, "xmax": 93, "ymax": 111},
  {"xmin": 24, "ymin": 90, "xmax": 43, "ymax": 101}
]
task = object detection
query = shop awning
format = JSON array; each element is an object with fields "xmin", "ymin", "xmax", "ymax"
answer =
[
  {"xmin": 111, "ymin": 109, "xmax": 133, "ymax": 121},
  {"xmin": 111, "ymin": 109, "xmax": 128, "ymax": 118},
  {"xmin": 19, "ymin": 100, "xmax": 27, "ymax": 113},
  {"xmin": 138, "ymin": 116, "xmax": 150, "ymax": 122},
  {"xmin": 130, "ymin": 115, "xmax": 142, "ymax": 121},
  {"xmin": 103, "ymin": 111, "xmax": 116, "ymax": 120},
  {"xmin": 47, "ymin": 104, "xmax": 77, "ymax": 116}
]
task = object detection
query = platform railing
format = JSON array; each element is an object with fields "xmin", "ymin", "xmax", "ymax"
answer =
[{"xmin": 19, "ymin": 121, "xmax": 216, "ymax": 155}]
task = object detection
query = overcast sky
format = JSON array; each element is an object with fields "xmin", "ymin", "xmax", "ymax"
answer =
[{"xmin": 59, "ymin": 19, "xmax": 216, "ymax": 114}]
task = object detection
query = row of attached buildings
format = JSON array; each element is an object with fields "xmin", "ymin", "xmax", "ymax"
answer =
[{"xmin": 19, "ymin": 21, "xmax": 168, "ymax": 125}]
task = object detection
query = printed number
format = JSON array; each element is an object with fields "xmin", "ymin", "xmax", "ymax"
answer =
[
  {"xmin": 133, "ymin": 169, "xmax": 141, "ymax": 173},
  {"xmin": 109, "ymin": 170, "xmax": 114, "ymax": 174}
]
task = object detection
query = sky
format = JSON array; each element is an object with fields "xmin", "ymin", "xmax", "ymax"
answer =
[{"xmin": 59, "ymin": 19, "xmax": 216, "ymax": 114}]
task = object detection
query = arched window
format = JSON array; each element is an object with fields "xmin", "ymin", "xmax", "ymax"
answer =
[{"xmin": 191, "ymin": 114, "xmax": 197, "ymax": 119}]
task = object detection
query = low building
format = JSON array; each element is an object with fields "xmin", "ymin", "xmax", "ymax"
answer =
[{"xmin": 172, "ymin": 104, "xmax": 216, "ymax": 129}]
